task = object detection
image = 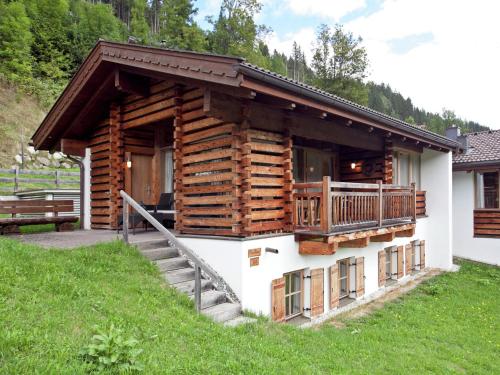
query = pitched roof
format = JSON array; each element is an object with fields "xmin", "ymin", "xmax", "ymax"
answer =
[
  {"xmin": 453, "ymin": 129, "xmax": 500, "ymax": 167},
  {"xmin": 32, "ymin": 40, "xmax": 460, "ymax": 151}
]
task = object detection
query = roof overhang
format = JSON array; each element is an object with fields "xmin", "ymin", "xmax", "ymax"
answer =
[
  {"xmin": 32, "ymin": 40, "xmax": 461, "ymax": 153},
  {"xmin": 453, "ymin": 160, "xmax": 500, "ymax": 172}
]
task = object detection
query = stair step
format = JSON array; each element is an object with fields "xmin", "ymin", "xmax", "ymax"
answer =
[
  {"xmin": 164, "ymin": 267, "xmax": 196, "ymax": 284},
  {"xmin": 202, "ymin": 302, "xmax": 242, "ymax": 323},
  {"xmin": 156, "ymin": 257, "xmax": 189, "ymax": 272},
  {"xmin": 175, "ymin": 279, "xmax": 212, "ymax": 295},
  {"xmin": 131, "ymin": 239, "xmax": 169, "ymax": 251},
  {"xmin": 141, "ymin": 247, "xmax": 178, "ymax": 261},
  {"xmin": 190, "ymin": 290, "xmax": 227, "ymax": 310}
]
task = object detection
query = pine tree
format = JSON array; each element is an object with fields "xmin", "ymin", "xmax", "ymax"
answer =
[
  {"xmin": 0, "ymin": 1, "xmax": 33, "ymax": 82},
  {"xmin": 129, "ymin": 0, "xmax": 149, "ymax": 43}
]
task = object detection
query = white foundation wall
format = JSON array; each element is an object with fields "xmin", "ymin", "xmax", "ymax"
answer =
[
  {"xmin": 179, "ymin": 226, "xmax": 428, "ymax": 317},
  {"xmin": 420, "ymin": 149, "xmax": 453, "ymax": 269},
  {"xmin": 452, "ymin": 171, "xmax": 499, "ymax": 265}
]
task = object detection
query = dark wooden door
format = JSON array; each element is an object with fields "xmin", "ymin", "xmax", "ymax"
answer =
[{"xmin": 131, "ymin": 154, "xmax": 153, "ymax": 205}]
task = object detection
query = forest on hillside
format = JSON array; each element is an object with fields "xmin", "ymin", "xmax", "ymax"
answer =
[{"xmin": 0, "ymin": 0, "xmax": 489, "ymax": 156}]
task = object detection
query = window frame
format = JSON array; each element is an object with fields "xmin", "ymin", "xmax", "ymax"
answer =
[
  {"xmin": 337, "ymin": 258, "xmax": 351, "ymax": 299},
  {"xmin": 474, "ymin": 170, "xmax": 500, "ymax": 209},
  {"xmin": 393, "ymin": 149, "xmax": 422, "ymax": 189},
  {"xmin": 293, "ymin": 146, "xmax": 338, "ymax": 183},
  {"xmin": 284, "ymin": 269, "xmax": 304, "ymax": 320}
]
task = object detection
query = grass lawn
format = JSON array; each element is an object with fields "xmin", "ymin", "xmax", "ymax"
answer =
[{"xmin": 0, "ymin": 238, "xmax": 498, "ymax": 374}]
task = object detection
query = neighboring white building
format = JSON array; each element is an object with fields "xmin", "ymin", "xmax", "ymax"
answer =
[{"xmin": 449, "ymin": 127, "xmax": 500, "ymax": 266}]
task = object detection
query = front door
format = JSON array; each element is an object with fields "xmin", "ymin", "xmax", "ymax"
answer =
[{"xmin": 131, "ymin": 154, "xmax": 153, "ymax": 205}]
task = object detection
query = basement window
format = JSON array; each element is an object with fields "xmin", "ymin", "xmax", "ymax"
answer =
[{"xmin": 284, "ymin": 270, "xmax": 303, "ymax": 320}]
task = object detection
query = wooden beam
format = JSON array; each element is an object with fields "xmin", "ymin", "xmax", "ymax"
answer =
[
  {"xmin": 203, "ymin": 89, "xmax": 244, "ymax": 123},
  {"xmin": 299, "ymin": 240, "xmax": 337, "ymax": 255},
  {"xmin": 395, "ymin": 227, "xmax": 415, "ymax": 237},
  {"xmin": 338, "ymin": 237, "xmax": 370, "ymax": 248},
  {"xmin": 241, "ymin": 77, "xmax": 455, "ymax": 151},
  {"xmin": 371, "ymin": 232, "xmax": 396, "ymax": 242},
  {"xmin": 59, "ymin": 138, "xmax": 88, "ymax": 157},
  {"xmin": 114, "ymin": 69, "xmax": 149, "ymax": 96}
]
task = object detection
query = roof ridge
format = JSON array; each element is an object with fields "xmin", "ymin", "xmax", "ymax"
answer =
[{"xmin": 463, "ymin": 128, "xmax": 500, "ymax": 136}]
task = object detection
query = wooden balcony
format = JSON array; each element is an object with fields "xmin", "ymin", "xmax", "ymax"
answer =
[{"xmin": 293, "ymin": 178, "xmax": 417, "ymax": 253}]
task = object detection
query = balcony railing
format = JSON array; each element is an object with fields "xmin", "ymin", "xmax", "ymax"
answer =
[{"xmin": 293, "ymin": 177, "xmax": 417, "ymax": 234}]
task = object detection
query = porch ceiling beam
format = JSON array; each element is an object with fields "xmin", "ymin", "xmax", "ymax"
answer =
[
  {"xmin": 240, "ymin": 77, "xmax": 455, "ymax": 151},
  {"xmin": 247, "ymin": 102, "xmax": 384, "ymax": 151},
  {"xmin": 114, "ymin": 69, "xmax": 150, "ymax": 96},
  {"xmin": 255, "ymin": 94, "xmax": 296, "ymax": 111},
  {"xmin": 57, "ymin": 138, "xmax": 88, "ymax": 157}
]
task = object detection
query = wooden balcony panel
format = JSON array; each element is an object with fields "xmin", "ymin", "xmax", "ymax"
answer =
[{"xmin": 474, "ymin": 209, "xmax": 500, "ymax": 238}]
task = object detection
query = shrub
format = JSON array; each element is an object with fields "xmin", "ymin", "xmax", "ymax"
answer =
[{"xmin": 79, "ymin": 324, "xmax": 144, "ymax": 372}]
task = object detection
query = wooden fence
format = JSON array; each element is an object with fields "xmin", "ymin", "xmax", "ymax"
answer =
[{"xmin": 0, "ymin": 167, "xmax": 80, "ymax": 193}]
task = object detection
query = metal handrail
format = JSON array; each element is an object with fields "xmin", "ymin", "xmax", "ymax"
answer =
[{"xmin": 120, "ymin": 190, "xmax": 239, "ymax": 307}]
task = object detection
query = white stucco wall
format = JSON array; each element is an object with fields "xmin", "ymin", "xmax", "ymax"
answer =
[
  {"xmin": 178, "ymin": 148, "xmax": 455, "ymax": 317},
  {"xmin": 452, "ymin": 171, "xmax": 499, "ymax": 265},
  {"xmin": 83, "ymin": 148, "xmax": 91, "ymax": 230},
  {"xmin": 420, "ymin": 149, "xmax": 453, "ymax": 269}
]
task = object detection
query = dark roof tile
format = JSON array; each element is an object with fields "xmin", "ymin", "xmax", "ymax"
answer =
[{"xmin": 453, "ymin": 129, "xmax": 500, "ymax": 164}]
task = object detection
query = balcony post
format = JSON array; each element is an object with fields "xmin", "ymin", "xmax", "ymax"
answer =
[
  {"xmin": 411, "ymin": 182, "xmax": 417, "ymax": 222},
  {"xmin": 322, "ymin": 176, "xmax": 332, "ymax": 233},
  {"xmin": 377, "ymin": 180, "xmax": 383, "ymax": 228}
]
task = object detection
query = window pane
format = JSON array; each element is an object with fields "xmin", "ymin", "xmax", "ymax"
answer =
[
  {"xmin": 399, "ymin": 154, "xmax": 410, "ymax": 186},
  {"xmin": 393, "ymin": 153, "xmax": 399, "ymax": 184},
  {"xmin": 412, "ymin": 154, "xmax": 421, "ymax": 189},
  {"xmin": 291, "ymin": 293, "xmax": 301, "ymax": 315},
  {"xmin": 293, "ymin": 148, "xmax": 304, "ymax": 183},
  {"xmin": 285, "ymin": 296, "xmax": 290, "ymax": 316},
  {"xmin": 484, "ymin": 172, "xmax": 499, "ymax": 208}
]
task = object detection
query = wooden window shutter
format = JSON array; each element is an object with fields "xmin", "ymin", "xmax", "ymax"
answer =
[
  {"xmin": 329, "ymin": 264, "xmax": 339, "ymax": 310},
  {"xmin": 397, "ymin": 246, "xmax": 404, "ymax": 279},
  {"xmin": 271, "ymin": 277, "xmax": 286, "ymax": 322},
  {"xmin": 310, "ymin": 268, "xmax": 324, "ymax": 317},
  {"xmin": 355, "ymin": 257, "xmax": 365, "ymax": 297},
  {"xmin": 378, "ymin": 250, "xmax": 385, "ymax": 287},
  {"xmin": 405, "ymin": 244, "xmax": 412, "ymax": 275},
  {"xmin": 419, "ymin": 240, "xmax": 426, "ymax": 269}
]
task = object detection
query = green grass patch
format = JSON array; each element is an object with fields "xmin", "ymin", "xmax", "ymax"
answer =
[{"xmin": 0, "ymin": 238, "xmax": 498, "ymax": 374}]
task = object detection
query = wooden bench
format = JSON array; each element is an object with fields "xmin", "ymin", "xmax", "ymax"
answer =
[{"xmin": 0, "ymin": 200, "xmax": 78, "ymax": 234}]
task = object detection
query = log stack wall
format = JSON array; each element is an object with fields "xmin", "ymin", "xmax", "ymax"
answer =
[{"xmin": 175, "ymin": 87, "xmax": 242, "ymax": 236}]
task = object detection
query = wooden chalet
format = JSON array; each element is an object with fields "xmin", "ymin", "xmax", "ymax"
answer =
[{"xmin": 31, "ymin": 41, "xmax": 459, "ymax": 251}]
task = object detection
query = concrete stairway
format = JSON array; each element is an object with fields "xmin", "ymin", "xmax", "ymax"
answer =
[{"xmin": 130, "ymin": 236, "xmax": 242, "ymax": 323}]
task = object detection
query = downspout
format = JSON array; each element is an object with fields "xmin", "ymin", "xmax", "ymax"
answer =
[{"xmin": 66, "ymin": 155, "xmax": 85, "ymax": 230}]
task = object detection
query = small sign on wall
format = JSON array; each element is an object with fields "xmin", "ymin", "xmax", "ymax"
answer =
[
  {"xmin": 250, "ymin": 257, "xmax": 259, "ymax": 267},
  {"xmin": 248, "ymin": 248, "xmax": 261, "ymax": 258},
  {"xmin": 248, "ymin": 248, "xmax": 261, "ymax": 267}
]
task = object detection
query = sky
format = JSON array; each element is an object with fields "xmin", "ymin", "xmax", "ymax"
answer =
[{"xmin": 194, "ymin": 0, "xmax": 500, "ymax": 129}]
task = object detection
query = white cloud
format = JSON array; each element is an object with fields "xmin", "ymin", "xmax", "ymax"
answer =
[
  {"xmin": 270, "ymin": 0, "xmax": 500, "ymax": 128},
  {"xmin": 285, "ymin": 0, "xmax": 366, "ymax": 21},
  {"xmin": 265, "ymin": 27, "xmax": 316, "ymax": 60},
  {"xmin": 345, "ymin": 0, "xmax": 500, "ymax": 128}
]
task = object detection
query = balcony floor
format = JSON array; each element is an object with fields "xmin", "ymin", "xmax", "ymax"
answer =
[{"xmin": 296, "ymin": 223, "xmax": 416, "ymax": 254}]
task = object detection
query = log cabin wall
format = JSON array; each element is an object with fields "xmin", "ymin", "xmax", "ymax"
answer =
[
  {"xmin": 89, "ymin": 104, "xmax": 123, "ymax": 229},
  {"xmin": 174, "ymin": 87, "xmax": 243, "ymax": 237},
  {"xmin": 241, "ymin": 128, "xmax": 293, "ymax": 235}
]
